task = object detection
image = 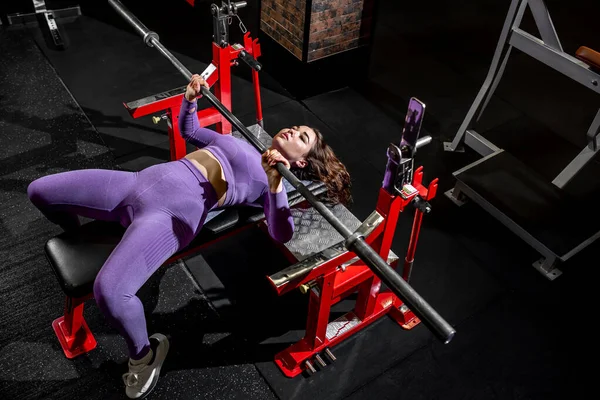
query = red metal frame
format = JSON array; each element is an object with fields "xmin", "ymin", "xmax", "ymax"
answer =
[
  {"xmin": 123, "ymin": 32, "xmax": 263, "ymax": 161},
  {"xmin": 269, "ymin": 166, "xmax": 438, "ymax": 378}
]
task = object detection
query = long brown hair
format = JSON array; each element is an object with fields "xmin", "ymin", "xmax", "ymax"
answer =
[{"xmin": 291, "ymin": 128, "xmax": 352, "ymax": 206}]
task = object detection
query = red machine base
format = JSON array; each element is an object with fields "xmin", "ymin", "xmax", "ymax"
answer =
[
  {"xmin": 274, "ymin": 292, "xmax": 420, "ymax": 378},
  {"xmin": 271, "ymin": 168, "xmax": 437, "ymax": 378},
  {"xmin": 52, "ymin": 316, "xmax": 97, "ymax": 359}
]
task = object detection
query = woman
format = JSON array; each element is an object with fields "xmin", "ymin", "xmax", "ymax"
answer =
[{"xmin": 27, "ymin": 74, "xmax": 351, "ymax": 399}]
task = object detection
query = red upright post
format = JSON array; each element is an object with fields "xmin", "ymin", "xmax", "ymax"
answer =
[
  {"xmin": 304, "ymin": 273, "xmax": 336, "ymax": 348},
  {"xmin": 212, "ymin": 43, "xmax": 232, "ymax": 134},
  {"xmin": 245, "ymin": 33, "xmax": 263, "ymax": 126}
]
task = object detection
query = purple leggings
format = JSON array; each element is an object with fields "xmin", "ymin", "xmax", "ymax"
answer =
[{"xmin": 27, "ymin": 158, "xmax": 218, "ymax": 359}]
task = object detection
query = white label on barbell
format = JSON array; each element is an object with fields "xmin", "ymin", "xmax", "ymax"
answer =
[{"xmin": 201, "ymin": 64, "xmax": 218, "ymax": 80}]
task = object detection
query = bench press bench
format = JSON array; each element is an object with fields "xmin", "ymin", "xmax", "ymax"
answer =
[
  {"xmin": 44, "ymin": 123, "xmax": 327, "ymax": 358},
  {"xmin": 43, "ymin": 173, "xmax": 409, "ymax": 366},
  {"xmin": 43, "ymin": 125, "xmax": 399, "ymax": 364},
  {"xmin": 44, "ymin": 0, "xmax": 453, "ymax": 377},
  {"xmin": 46, "ymin": 105, "xmax": 449, "ymax": 380},
  {"xmin": 44, "ymin": 176, "xmax": 327, "ymax": 358},
  {"xmin": 43, "ymin": 106, "xmax": 444, "ymax": 378},
  {"xmin": 44, "ymin": 170, "xmax": 413, "ymax": 379}
]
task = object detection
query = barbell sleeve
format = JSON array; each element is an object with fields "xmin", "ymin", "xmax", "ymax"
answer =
[{"xmin": 416, "ymin": 136, "xmax": 432, "ymax": 149}]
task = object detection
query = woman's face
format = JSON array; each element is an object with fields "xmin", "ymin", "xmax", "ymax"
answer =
[{"xmin": 272, "ymin": 125, "xmax": 317, "ymax": 167}]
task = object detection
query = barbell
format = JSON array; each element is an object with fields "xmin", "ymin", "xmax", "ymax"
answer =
[{"xmin": 107, "ymin": 0, "xmax": 455, "ymax": 344}]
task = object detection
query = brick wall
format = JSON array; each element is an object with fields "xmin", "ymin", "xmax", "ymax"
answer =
[
  {"xmin": 308, "ymin": 0, "xmax": 367, "ymax": 61},
  {"xmin": 260, "ymin": 0, "xmax": 374, "ymax": 62},
  {"xmin": 260, "ymin": 0, "xmax": 306, "ymax": 60}
]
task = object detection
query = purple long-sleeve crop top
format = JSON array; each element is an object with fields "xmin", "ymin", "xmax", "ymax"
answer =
[{"xmin": 178, "ymin": 97, "xmax": 294, "ymax": 243}]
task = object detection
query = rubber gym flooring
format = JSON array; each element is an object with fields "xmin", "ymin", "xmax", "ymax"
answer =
[{"xmin": 1, "ymin": 0, "xmax": 599, "ymax": 399}]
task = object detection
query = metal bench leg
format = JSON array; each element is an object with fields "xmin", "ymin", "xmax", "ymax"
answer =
[
  {"xmin": 552, "ymin": 109, "xmax": 600, "ymax": 188},
  {"xmin": 445, "ymin": 181, "xmax": 468, "ymax": 207},
  {"xmin": 532, "ymin": 255, "xmax": 562, "ymax": 280},
  {"xmin": 445, "ymin": 0, "xmax": 525, "ymax": 152},
  {"xmin": 52, "ymin": 295, "xmax": 97, "ymax": 358}
]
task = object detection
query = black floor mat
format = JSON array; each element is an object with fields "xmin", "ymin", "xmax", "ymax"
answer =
[{"xmin": 346, "ymin": 267, "xmax": 598, "ymax": 400}]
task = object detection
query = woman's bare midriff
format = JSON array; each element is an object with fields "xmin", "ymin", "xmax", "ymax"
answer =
[{"xmin": 184, "ymin": 149, "xmax": 227, "ymax": 207}]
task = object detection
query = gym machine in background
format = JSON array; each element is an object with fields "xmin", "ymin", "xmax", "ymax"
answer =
[{"xmin": 445, "ymin": 0, "xmax": 600, "ymax": 280}]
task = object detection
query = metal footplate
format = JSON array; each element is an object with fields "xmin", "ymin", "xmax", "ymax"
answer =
[
  {"xmin": 124, "ymin": 64, "xmax": 218, "ymax": 118},
  {"xmin": 269, "ymin": 210, "xmax": 389, "ymax": 291},
  {"xmin": 270, "ymin": 241, "xmax": 347, "ymax": 289},
  {"xmin": 270, "ymin": 244, "xmax": 400, "ymax": 294},
  {"xmin": 124, "ymin": 85, "xmax": 187, "ymax": 116}
]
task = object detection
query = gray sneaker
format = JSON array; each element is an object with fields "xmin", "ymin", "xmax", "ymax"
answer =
[{"xmin": 122, "ymin": 333, "xmax": 170, "ymax": 399}]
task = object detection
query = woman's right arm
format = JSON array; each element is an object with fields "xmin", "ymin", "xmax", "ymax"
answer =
[
  {"xmin": 178, "ymin": 74, "xmax": 220, "ymax": 148},
  {"xmin": 261, "ymin": 149, "xmax": 295, "ymax": 243}
]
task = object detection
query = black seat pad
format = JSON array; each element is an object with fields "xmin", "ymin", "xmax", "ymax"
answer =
[{"xmin": 45, "ymin": 220, "xmax": 125, "ymax": 299}]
